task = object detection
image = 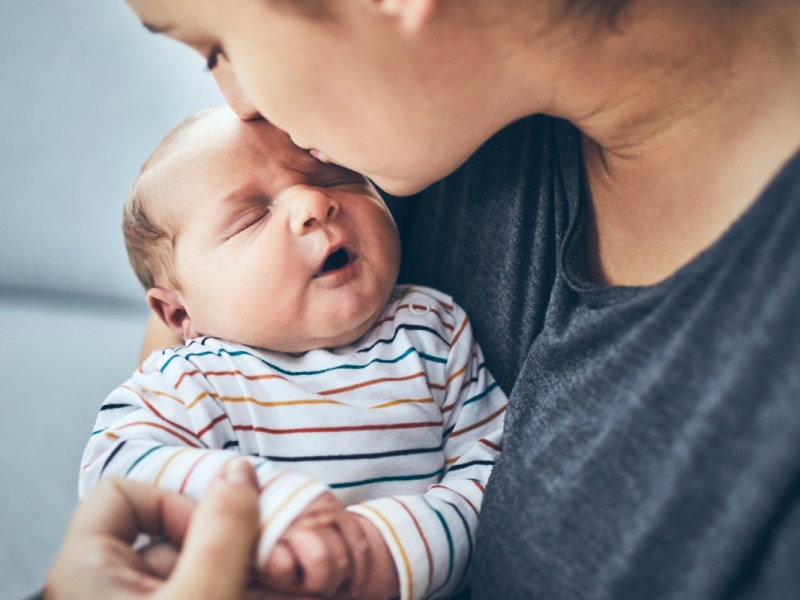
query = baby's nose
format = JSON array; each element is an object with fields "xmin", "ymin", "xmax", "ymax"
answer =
[{"xmin": 289, "ymin": 188, "xmax": 339, "ymax": 235}]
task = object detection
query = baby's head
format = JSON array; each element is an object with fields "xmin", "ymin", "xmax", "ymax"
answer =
[{"xmin": 124, "ymin": 107, "xmax": 400, "ymax": 352}]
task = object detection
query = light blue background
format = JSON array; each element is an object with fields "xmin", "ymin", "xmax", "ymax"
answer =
[{"xmin": 0, "ymin": 1, "xmax": 223, "ymax": 597}]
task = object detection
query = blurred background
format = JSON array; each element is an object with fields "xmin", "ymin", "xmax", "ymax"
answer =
[{"xmin": 0, "ymin": 1, "xmax": 223, "ymax": 597}]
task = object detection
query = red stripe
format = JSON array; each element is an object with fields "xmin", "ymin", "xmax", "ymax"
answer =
[
  {"xmin": 429, "ymin": 484, "xmax": 480, "ymax": 516},
  {"xmin": 319, "ymin": 371, "xmax": 426, "ymax": 395},
  {"xmin": 197, "ymin": 413, "xmax": 229, "ymax": 438},
  {"xmin": 450, "ymin": 405, "xmax": 507, "ymax": 438},
  {"xmin": 116, "ymin": 421, "xmax": 201, "ymax": 447},
  {"xmin": 260, "ymin": 470, "xmax": 289, "ymax": 494},
  {"xmin": 479, "ymin": 438, "xmax": 502, "ymax": 452},
  {"xmin": 178, "ymin": 452, "xmax": 214, "ymax": 493},
  {"xmin": 123, "ymin": 385, "xmax": 201, "ymax": 442},
  {"xmin": 450, "ymin": 315, "xmax": 469, "ymax": 348},
  {"xmin": 390, "ymin": 497, "xmax": 435, "ymax": 591},
  {"xmin": 174, "ymin": 369, "xmax": 201, "ymax": 388}
]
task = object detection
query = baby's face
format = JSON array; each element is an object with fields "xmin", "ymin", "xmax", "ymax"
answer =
[{"xmin": 147, "ymin": 109, "xmax": 400, "ymax": 352}]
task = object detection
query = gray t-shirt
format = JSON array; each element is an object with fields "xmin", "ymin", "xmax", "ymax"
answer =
[{"xmin": 392, "ymin": 115, "xmax": 800, "ymax": 599}]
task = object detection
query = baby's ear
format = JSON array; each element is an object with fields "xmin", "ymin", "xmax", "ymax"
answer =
[
  {"xmin": 146, "ymin": 287, "xmax": 197, "ymax": 340},
  {"xmin": 370, "ymin": 0, "xmax": 436, "ymax": 33}
]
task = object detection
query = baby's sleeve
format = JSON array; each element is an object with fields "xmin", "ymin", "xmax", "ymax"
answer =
[
  {"xmin": 348, "ymin": 302, "xmax": 507, "ymax": 600},
  {"xmin": 78, "ymin": 350, "xmax": 328, "ymax": 566}
]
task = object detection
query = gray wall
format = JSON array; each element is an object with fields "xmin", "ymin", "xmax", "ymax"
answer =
[
  {"xmin": 0, "ymin": 1, "xmax": 224, "ymax": 597},
  {"xmin": 0, "ymin": 0, "xmax": 223, "ymax": 305}
]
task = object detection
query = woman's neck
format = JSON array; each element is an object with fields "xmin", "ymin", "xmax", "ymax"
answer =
[{"xmin": 505, "ymin": 0, "xmax": 800, "ymax": 285}]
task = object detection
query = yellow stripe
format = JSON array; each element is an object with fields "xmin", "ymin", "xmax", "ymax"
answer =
[
  {"xmin": 259, "ymin": 479, "xmax": 320, "ymax": 537},
  {"xmin": 139, "ymin": 388, "xmax": 185, "ymax": 406},
  {"xmin": 153, "ymin": 447, "xmax": 191, "ymax": 486},
  {"xmin": 188, "ymin": 391, "xmax": 347, "ymax": 410},
  {"xmin": 373, "ymin": 397, "xmax": 434, "ymax": 409},
  {"xmin": 444, "ymin": 364, "xmax": 467, "ymax": 388},
  {"xmin": 359, "ymin": 504, "xmax": 413, "ymax": 600},
  {"xmin": 221, "ymin": 397, "xmax": 345, "ymax": 409},
  {"xmin": 187, "ymin": 391, "xmax": 211, "ymax": 410}
]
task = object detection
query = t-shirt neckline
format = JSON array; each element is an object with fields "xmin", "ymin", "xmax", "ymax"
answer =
[{"xmin": 559, "ymin": 130, "xmax": 800, "ymax": 307}]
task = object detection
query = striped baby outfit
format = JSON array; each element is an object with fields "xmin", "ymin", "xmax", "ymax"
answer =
[{"xmin": 79, "ymin": 285, "xmax": 507, "ymax": 599}]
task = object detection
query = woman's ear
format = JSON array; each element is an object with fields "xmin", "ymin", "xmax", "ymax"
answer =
[
  {"xmin": 146, "ymin": 287, "xmax": 198, "ymax": 341},
  {"xmin": 371, "ymin": 0, "xmax": 436, "ymax": 33}
]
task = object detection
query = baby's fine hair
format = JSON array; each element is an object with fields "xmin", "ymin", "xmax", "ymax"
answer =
[{"xmin": 123, "ymin": 108, "xmax": 220, "ymax": 291}]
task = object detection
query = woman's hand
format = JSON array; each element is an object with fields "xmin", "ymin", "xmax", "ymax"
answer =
[{"xmin": 44, "ymin": 459, "xmax": 260, "ymax": 600}]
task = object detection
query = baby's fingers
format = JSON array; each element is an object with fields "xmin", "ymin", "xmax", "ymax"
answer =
[
  {"xmin": 262, "ymin": 540, "xmax": 303, "ymax": 589},
  {"xmin": 263, "ymin": 526, "xmax": 351, "ymax": 598}
]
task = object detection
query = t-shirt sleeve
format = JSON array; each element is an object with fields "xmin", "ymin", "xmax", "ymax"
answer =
[{"xmin": 78, "ymin": 350, "xmax": 328, "ymax": 566}]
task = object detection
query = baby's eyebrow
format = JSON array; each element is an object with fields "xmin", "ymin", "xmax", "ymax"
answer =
[{"xmin": 221, "ymin": 184, "xmax": 262, "ymax": 208}]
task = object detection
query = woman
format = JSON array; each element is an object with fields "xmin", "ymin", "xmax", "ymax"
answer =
[{"xmin": 48, "ymin": 0, "xmax": 800, "ymax": 598}]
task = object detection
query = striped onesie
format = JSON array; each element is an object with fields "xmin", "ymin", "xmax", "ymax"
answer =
[{"xmin": 79, "ymin": 285, "xmax": 508, "ymax": 600}]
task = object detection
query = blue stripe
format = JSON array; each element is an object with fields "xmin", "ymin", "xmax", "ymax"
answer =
[
  {"xmin": 91, "ymin": 427, "xmax": 108, "ymax": 436},
  {"xmin": 448, "ymin": 460, "xmax": 495, "ymax": 473},
  {"xmin": 329, "ymin": 468, "xmax": 444, "ymax": 490},
  {"xmin": 124, "ymin": 444, "xmax": 166, "ymax": 476},
  {"xmin": 417, "ymin": 351, "xmax": 447, "ymax": 365},
  {"xmin": 444, "ymin": 500, "xmax": 473, "ymax": 593},
  {"xmin": 264, "ymin": 445, "xmax": 443, "ymax": 463},
  {"xmin": 100, "ymin": 403, "xmax": 134, "ymax": 412},
  {"xmin": 161, "ymin": 345, "xmax": 446, "ymax": 375},
  {"xmin": 462, "ymin": 382, "xmax": 500, "ymax": 407},
  {"xmin": 425, "ymin": 498, "xmax": 455, "ymax": 598},
  {"xmin": 99, "ymin": 440, "xmax": 127, "ymax": 477},
  {"xmin": 356, "ymin": 324, "xmax": 450, "ymax": 353}
]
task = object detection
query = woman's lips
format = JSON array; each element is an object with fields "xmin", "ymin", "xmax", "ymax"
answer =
[{"xmin": 310, "ymin": 149, "xmax": 332, "ymax": 163}]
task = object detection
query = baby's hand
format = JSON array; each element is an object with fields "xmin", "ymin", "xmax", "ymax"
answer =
[{"xmin": 260, "ymin": 492, "xmax": 399, "ymax": 600}]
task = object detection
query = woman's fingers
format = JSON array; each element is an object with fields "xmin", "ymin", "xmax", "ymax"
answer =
[
  {"xmin": 67, "ymin": 477, "xmax": 196, "ymax": 545},
  {"xmin": 160, "ymin": 459, "xmax": 260, "ymax": 599}
]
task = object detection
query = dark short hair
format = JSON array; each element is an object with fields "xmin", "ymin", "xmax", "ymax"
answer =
[{"xmin": 563, "ymin": 0, "xmax": 633, "ymax": 27}]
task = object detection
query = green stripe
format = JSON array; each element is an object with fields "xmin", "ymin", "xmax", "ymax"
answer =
[
  {"xmin": 161, "ymin": 345, "xmax": 446, "ymax": 376},
  {"xmin": 463, "ymin": 381, "xmax": 500, "ymax": 407},
  {"xmin": 124, "ymin": 444, "xmax": 165, "ymax": 476},
  {"xmin": 329, "ymin": 468, "xmax": 444, "ymax": 489}
]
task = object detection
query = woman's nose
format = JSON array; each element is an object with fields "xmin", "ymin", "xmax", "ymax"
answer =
[
  {"xmin": 211, "ymin": 54, "xmax": 262, "ymax": 121},
  {"xmin": 288, "ymin": 188, "xmax": 340, "ymax": 236}
]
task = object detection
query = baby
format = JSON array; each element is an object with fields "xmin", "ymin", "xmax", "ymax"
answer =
[{"xmin": 79, "ymin": 107, "xmax": 507, "ymax": 600}]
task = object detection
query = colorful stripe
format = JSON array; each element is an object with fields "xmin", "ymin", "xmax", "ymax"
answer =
[{"xmin": 360, "ymin": 503, "xmax": 414, "ymax": 600}]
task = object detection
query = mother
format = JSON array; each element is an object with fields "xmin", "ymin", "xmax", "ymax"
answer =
[{"xmin": 54, "ymin": 0, "xmax": 800, "ymax": 598}]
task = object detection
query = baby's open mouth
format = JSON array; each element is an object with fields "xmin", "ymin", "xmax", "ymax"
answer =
[{"xmin": 319, "ymin": 247, "xmax": 353, "ymax": 274}]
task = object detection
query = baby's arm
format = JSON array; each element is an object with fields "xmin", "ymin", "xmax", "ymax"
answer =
[
  {"xmin": 347, "ymin": 307, "xmax": 507, "ymax": 600},
  {"xmin": 79, "ymin": 350, "xmax": 329, "ymax": 569}
]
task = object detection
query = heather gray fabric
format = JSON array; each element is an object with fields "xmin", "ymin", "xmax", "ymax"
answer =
[{"xmin": 393, "ymin": 115, "xmax": 800, "ymax": 599}]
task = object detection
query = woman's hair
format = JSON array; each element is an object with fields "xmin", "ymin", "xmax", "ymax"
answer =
[
  {"xmin": 123, "ymin": 109, "xmax": 219, "ymax": 291},
  {"xmin": 563, "ymin": 0, "xmax": 634, "ymax": 27}
]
